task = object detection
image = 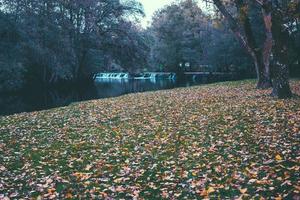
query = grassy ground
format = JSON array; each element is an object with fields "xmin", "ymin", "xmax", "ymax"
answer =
[{"xmin": 0, "ymin": 80, "xmax": 300, "ymax": 199}]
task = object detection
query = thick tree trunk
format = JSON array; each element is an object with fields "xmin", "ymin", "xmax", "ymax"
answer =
[
  {"xmin": 235, "ymin": 0, "xmax": 272, "ymax": 88},
  {"xmin": 261, "ymin": 4, "xmax": 273, "ymax": 87},
  {"xmin": 270, "ymin": 10, "xmax": 292, "ymax": 98},
  {"xmin": 255, "ymin": 53, "xmax": 272, "ymax": 88},
  {"xmin": 271, "ymin": 63, "xmax": 292, "ymax": 98},
  {"xmin": 231, "ymin": 21, "xmax": 272, "ymax": 89}
]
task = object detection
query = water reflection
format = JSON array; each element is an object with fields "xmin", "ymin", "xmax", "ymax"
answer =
[
  {"xmin": 94, "ymin": 79, "xmax": 177, "ymax": 98},
  {"xmin": 0, "ymin": 75, "xmax": 236, "ymax": 116}
]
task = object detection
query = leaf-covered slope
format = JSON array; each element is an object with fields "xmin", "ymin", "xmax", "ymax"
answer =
[{"xmin": 0, "ymin": 80, "xmax": 300, "ymax": 199}]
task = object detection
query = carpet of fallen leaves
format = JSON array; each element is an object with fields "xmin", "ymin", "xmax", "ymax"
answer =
[{"xmin": 0, "ymin": 80, "xmax": 300, "ymax": 199}]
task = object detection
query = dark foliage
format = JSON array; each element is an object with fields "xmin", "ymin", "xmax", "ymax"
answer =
[{"xmin": 0, "ymin": 0, "xmax": 147, "ymax": 92}]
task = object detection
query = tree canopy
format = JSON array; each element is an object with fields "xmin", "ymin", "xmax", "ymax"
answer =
[
  {"xmin": 149, "ymin": 0, "xmax": 210, "ymax": 72},
  {"xmin": 0, "ymin": 0, "xmax": 299, "ymax": 99},
  {"xmin": 0, "ymin": 0, "xmax": 147, "ymax": 90}
]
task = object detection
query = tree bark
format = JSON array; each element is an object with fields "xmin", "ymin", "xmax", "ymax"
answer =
[
  {"xmin": 255, "ymin": 50, "xmax": 272, "ymax": 88},
  {"xmin": 262, "ymin": 15, "xmax": 271, "ymax": 76},
  {"xmin": 260, "ymin": 2, "xmax": 273, "ymax": 87},
  {"xmin": 235, "ymin": 0, "xmax": 272, "ymax": 88},
  {"xmin": 270, "ymin": 9, "xmax": 292, "ymax": 98},
  {"xmin": 271, "ymin": 63, "xmax": 292, "ymax": 98}
]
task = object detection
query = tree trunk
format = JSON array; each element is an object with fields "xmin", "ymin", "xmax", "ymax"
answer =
[
  {"xmin": 271, "ymin": 63, "xmax": 292, "ymax": 98},
  {"xmin": 213, "ymin": 0, "xmax": 271, "ymax": 88},
  {"xmin": 235, "ymin": 0, "xmax": 272, "ymax": 88},
  {"xmin": 260, "ymin": 3, "xmax": 273, "ymax": 88},
  {"xmin": 270, "ymin": 10, "xmax": 292, "ymax": 98},
  {"xmin": 255, "ymin": 51, "xmax": 272, "ymax": 88}
]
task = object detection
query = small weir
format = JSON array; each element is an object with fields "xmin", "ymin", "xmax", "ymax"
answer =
[
  {"xmin": 94, "ymin": 72, "xmax": 236, "ymax": 82},
  {"xmin": 94, "ymin": 72, "xmax": 177, "ymax": 80},
  {"xmin": 94, "ymin": 73, "xmax": 129, "ymax": 79}
]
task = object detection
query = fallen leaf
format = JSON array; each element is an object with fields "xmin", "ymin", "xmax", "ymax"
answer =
[
  {"xmin": 207, "ymin": 187, "xmax": 215, "ymax": 194},
  {"xmin": 275, "ymin": 154, "xmax": 283, "ymax": 161}
]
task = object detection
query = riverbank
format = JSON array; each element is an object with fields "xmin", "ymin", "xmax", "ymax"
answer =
[
  {"xmin": 1, "ymin": 80, "xmax": 300, "ymax": 199},
  {"xmin": 0, "ymin": 76, "xmax": 237, "ymax": 116}
]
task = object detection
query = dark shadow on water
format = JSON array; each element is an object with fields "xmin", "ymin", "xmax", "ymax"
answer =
[{"xmin": 0, "ymin": 75, "xmax": 238, "ymax": 116}]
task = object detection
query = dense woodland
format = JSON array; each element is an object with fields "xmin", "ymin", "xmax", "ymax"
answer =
[
  {"xmin": 0, "ymin": 0, "xmax": 147, "ymax": 91},
  {"xmin": 0, "ymin": 0, "xmax": 299, "ymax": 98}
]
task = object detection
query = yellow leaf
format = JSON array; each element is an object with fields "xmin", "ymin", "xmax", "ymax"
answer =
[
  {"xmin": 275, "ymin": 154, "xmax": 283, "ymax": 161},
  {"xmin": 239, "ymin": 188, "xmax": 247, "ymax": 194},
  {"xmin": 84, "ymin": 181, "xmax": 91, "ymax": 186},
  {"xmin": 114, "ymin": 177, "xmax": 123, "ymax": 183},
  {"xmin": 85, "ymin": 164, "xmax": 92, "ymax": 171},
  {"xmin": 207, "ymin": 187, "xmax": 215, "ymax": 194},
  {"xmin": 36, "ymin": 195, "xmax": 42, "ymax": 200}
]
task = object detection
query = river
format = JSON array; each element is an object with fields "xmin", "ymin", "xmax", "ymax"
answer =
[{"xmin": 0, "ymin": 76, "xmax": 237, "ymax": 116}]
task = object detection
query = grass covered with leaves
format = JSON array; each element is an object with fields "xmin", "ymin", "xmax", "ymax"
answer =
[{"xmin": 0, "ymin": 80, "xmax": 300, "ymax": 199}]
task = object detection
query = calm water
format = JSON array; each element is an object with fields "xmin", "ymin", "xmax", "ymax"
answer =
[{"xmin": 0, "ymin": 76, "xmax": 236, "ymax": 116}]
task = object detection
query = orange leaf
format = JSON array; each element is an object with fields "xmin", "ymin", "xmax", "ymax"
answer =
[
  {"xmin": 275, "ymin": 154, "xmax": 283, "ymax": 161},
  {"xmin": 65, "ymin": 192, "xmax": 73, "ymax": 199},
  {"xmin": 239, "ymin": 188, "xmax": 247, "ymax": 194}
]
